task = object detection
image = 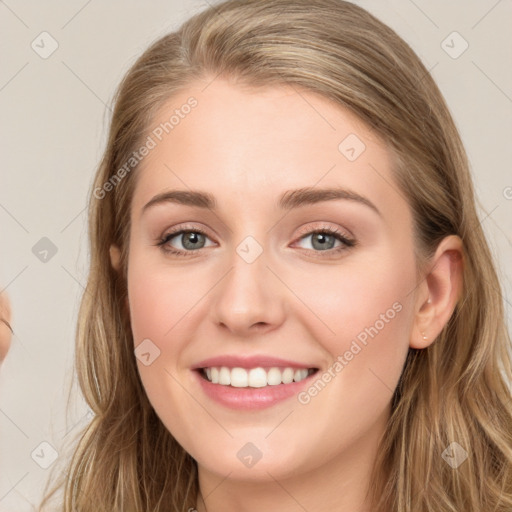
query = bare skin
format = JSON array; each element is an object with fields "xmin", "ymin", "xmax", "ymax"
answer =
[
  {"xmin": 110, "ymin": 77, "xmax": 463, "ymax": 512},
  {"xmin": 0, "ymin": 292, "xmax": 12, "ymax": 364}
]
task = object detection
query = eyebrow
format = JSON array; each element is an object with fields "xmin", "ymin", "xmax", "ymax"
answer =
[{"xmin": 141, "ymin": 186, "xmax": 381, "ymax": 217}]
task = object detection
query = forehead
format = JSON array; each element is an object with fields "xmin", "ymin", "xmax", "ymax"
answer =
[{"xmin": 131, "ymin": 77, "xmax": 407, "ymax": 222}]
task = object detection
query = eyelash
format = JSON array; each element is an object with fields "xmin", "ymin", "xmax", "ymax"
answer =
[{"xmin": 155, "ymin": 224, "xmax": 357, "ymax": 258}]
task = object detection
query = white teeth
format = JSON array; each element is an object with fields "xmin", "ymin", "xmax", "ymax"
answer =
[
  {"xmin": 282, "ymin": 367, "xmax": 294, "ymax": 384},
  {"xmin": 230, "ymin": 367, "xmax": 248, "ymax": 387},
  {"xmin": 247, "ymin": 367, "xmax": 267, "ymax": 388},
  {"xmin": 201, "ymin": 366, "xmax": 315, "ymax": 387},
  {"xmin": 267, "ymin": 367, "xmax": 282, "ymax": 385},
  {"xmin": 294, "ymin": 369, "xmax": 308, "ymax": 382},
  {"xmin": 219, "ymin": 367, "xmax": 231, "ymax": 385}
]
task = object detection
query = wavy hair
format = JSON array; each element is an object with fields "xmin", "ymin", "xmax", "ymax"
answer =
[{"xmin": 39, "ymin": 0, "xmax": 512, "ymax": 510}]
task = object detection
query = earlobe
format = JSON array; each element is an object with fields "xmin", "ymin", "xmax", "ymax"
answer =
[
  {"xmin": 410, "ymin": 235, "xmax": 464, "ymax": 349},
  {"xmin": 109, "ymin": 244, "xmax": 121, "ymax": 271}
]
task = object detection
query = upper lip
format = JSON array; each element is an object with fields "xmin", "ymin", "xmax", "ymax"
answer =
[{"xmin": 191, "ymin": 354, "xmax": 319, "ymax": 370}]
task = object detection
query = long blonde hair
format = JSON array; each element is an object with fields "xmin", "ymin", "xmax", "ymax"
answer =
[{"xmin": 39, "ymin": 1, "xmax": 512, "ymax": 510}]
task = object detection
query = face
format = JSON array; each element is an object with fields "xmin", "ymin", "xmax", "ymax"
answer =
[{"xmin": 124, "ymin": 77, "xmax": 421, "ymax": 481}]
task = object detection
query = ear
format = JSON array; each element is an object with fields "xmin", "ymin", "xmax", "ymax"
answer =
[
  {"xmin": 109, "ymin": 244, "xmax": 121, "ymax": 271},
  {"xmin": 410, "ymin": 235, "xmax": 464, "ymax": 349}
]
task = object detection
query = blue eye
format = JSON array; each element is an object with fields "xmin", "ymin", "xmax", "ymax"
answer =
[
  {"xmin": 156, "ymin": 225, "xmax": 356, "ymax": 258},
  {"xmin": 157, "ymin": 228, "xmax": 214, "ymax": 256},
  {"xmin": 295, "ymin": 228, "xmax": 355, "ymax": 253}
]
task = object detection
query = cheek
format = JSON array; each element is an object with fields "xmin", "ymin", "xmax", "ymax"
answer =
[
  {"xmin": 127, "ymin": 254, "xmax": 193, "ymax": 344},
  {"xmin": 286, "ymin": 252, "xmax": 415, "ymax": 459},
  {"xmin": 293, "ymin": 249, "xmax": 416, "ymax": 400},
  {"xmin": 293, "ymin": 248, "xmax": 415, "ymax": 345},
  {"xmin": 126, "ymin": 250, "xmax": 211, "ymax": 421},
  {"xmin": 126, "ymin": 257, "xmax": 201, "ymax": 438}
]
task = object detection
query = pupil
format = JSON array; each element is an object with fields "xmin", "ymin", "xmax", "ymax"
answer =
[
  {"xmin": 184, "ymin": 232, "xmax": 203, "ymax": 249},
  {"xmin": 313, "ymin": 233, "xmax": 333, "ymax": 250}
]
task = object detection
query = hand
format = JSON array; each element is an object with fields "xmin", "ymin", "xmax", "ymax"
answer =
[{"xmin": 0, "ymin": 292, "xmax": 13, "ymax": 363}]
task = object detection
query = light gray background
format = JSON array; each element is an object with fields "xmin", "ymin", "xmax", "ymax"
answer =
[{"xmin": 1, "ymin": 1, "xmax": 511, "ymax": 510}]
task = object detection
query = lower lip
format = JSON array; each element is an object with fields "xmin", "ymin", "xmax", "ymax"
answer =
[{"xmin": 193, "ymin": 369, "xmax": 318, "ymax": 410}]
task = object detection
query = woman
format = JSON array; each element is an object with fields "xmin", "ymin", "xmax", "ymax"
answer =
[{"xmin": 40, "ymin": 0, "xmax": 512, "ymax": 510}]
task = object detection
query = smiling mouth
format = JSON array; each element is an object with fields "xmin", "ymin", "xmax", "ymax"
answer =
[{"xmin": 197, "ymin": 366, "xmax": 319, "ymax": 388}]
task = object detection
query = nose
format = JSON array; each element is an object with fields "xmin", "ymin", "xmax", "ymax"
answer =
[{"xmin": 210, "ymin": 241, "xmax": 286, "ymax": 338}]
